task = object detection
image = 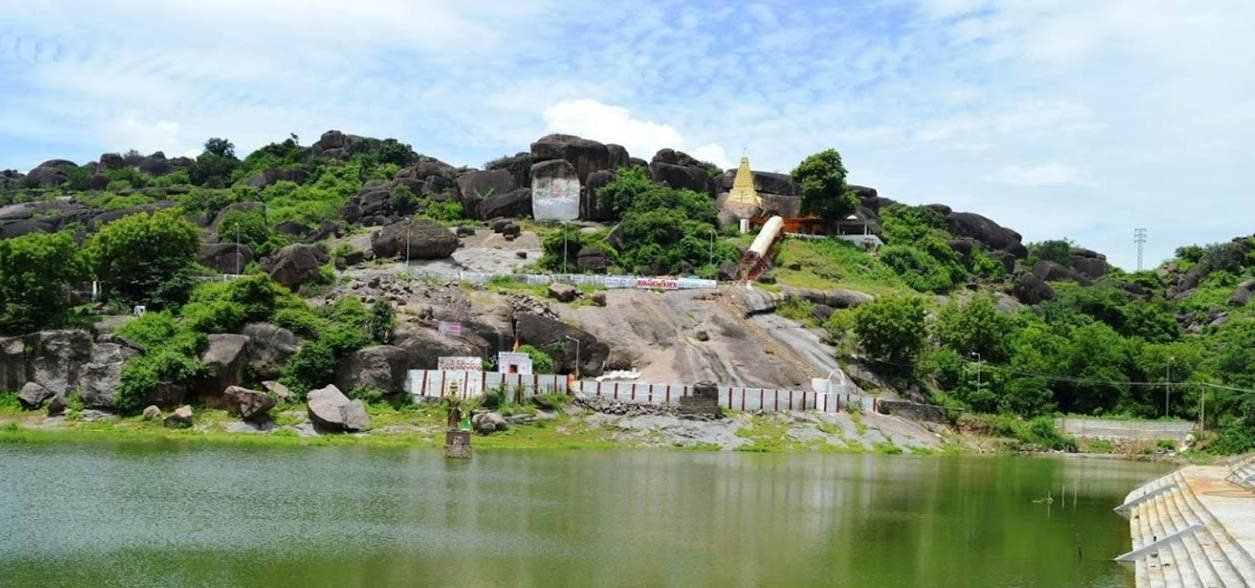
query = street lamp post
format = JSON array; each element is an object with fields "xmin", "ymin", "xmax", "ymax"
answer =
[
  {"xmin": 405, "ymin": 218, "xmax": 411, "ymax": 267},
  {"xmin": 563, "ymin": 223, "xmax": 569, "ymax": 274},
  {"xmin": 234, "ymin": 222, "xmax": 241, "ymax": 275},
  {"xmin": 709, "ymin": 229, "xmax": 715, "ymax": 275},
  {"xmin": 1165, "ymin": 357, "xmax": 1174, "ymax": 418},
  {"xmin": 565, "ymin": 335, "xmax": 581, "ymax": 381},
  {"xmin": 971, "ymin": 352, "xmax": 982, "ymax": 391}
]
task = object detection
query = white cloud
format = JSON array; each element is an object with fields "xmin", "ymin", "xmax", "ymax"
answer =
[
  {"xmin": 101, "ymin": 113, "xmax": 188, "ymax": 157},
  {"xmin": 982, "ymin": 163, "xmax": 1089, "ymax": 187},
  {"xmin": 542, "ymin": 99, "xmax": 730, "ymax": 168}
]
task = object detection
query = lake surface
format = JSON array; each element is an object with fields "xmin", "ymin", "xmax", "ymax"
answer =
[{"xmin": 0, "ymin": 443, "xmax": 1170, "ymax": 587}]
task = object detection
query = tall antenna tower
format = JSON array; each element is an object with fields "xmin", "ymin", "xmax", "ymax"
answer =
[{"xmin": 1134, "ymin": 228, "xmax": 1148, "ymax": 271}]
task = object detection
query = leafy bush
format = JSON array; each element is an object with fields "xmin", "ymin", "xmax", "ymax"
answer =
[
  {"xmin": 518, "ymin": 344, "xmax": 554, "ymax": 374},
  {"xmin": 852, "ymin": 295, "xmax": 928, "ymax": 373},
  {"xmin": 114, "ymin": 312, "xmax": 206, "ymax": 415},
  {"xmin": 0, "ymin": 231, "xmax": 91, "ymax": 335},
  {"xmin": 880, "ymin": 204, "xmax": 945, "ymax": 245},
  {"xmin": 214, "ymin": 209, "xmax": 278, "ymax": 256},
  {"xmin": 880, "ymin": 244, "xmax": 955, "ymax": 293},
  {"xmin": 88, "ymin": 209, "xmax": 201, "ymax": 309},
  {"xmin": 791, "ymin": 149, "xmax": 857, "ymax": 222},
  {"xmin": 1027, "ymin": 239, "xmax": 1075, "ymax": 268}
]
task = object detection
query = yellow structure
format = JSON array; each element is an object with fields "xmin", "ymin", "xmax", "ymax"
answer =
[{"xmin": 727, "ymin": 154, "xmax": 762, "ymax": 208}]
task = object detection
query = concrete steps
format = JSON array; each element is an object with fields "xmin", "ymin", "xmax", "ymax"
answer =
[
  {"xmin": 1227, "ymin": 457, "xmax": 1255, "ymax": 492},
  {"xmin": 1119, "ymin": 469, "xmax": 1255, "ymax": 587}
]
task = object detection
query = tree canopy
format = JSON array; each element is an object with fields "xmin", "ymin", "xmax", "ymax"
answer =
[
  {"xmin": 791, "ymin": 149, "xmax": 858, "ymax": 222},
  {"xmin": 88, "ymin": 209, "xmax": 201, "ymax": 309},
  {"xmin": 0, "ymin": 232, "xmax": 91, "ymax": 335}
]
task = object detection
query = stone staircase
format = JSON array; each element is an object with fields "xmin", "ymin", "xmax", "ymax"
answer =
[
  {"xmin": 1226, "ymin": 457, "xmax": 1255, "ymax": 492},
  {"xmin": 1116, "ymin": 468, "xmax": 1255, "ymax": 587}
]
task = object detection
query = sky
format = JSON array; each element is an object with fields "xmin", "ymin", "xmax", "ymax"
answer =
[{"xmin": 1, "ymin": 0, "xmax": 1252, "ymax": 270}]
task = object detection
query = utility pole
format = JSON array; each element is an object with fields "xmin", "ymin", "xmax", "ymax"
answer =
[
  {"xmin": 971, "ymin": 352, "xmax": 982, "ymax": 391},
  {"xmin": 405, "ymin": 218, "xmax": 411, "ymax": 267},
  {"xmin": 1165, "ymin": 357, "xmax": 1174, "ymax": 418},
  {"xmin": 563, "ymin": 223, "xmax": 569, "ymax": 274},
  {"xmin": 234, "ymin": 222, "xmax": 242, "ymax": 275},
  {"xmin": 709, "ymin": 229, "xmax": 715, "ymax": 275},
  {"xmin": 1199, "ymin": 387, "xmax": 1206, "ymax": 432},
  {"xmin": 1134, "ymin": 228, "xmax": 1147, "ymax": 272}
]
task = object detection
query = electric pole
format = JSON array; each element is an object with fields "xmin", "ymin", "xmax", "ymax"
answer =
[
  {"xmin": 1134, "ymin": 228, "xmax": 1147, "ymax": 272},
  {"xmin": 235, "ymin": 223, "xmax": 241, "ymax": 275}
]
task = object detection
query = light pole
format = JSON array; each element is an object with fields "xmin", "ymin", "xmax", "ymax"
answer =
[
  {"xmin": 709, "ymin": 229, "xmax": 715, "ymax": 275},
  {"xmin": 234, "ymin": 222, "xmax": 241, "ymax": 275},
  {"xmin": 565, "ymin": 335, "xmax": 581, "ymax": 381},
  {"xmin": 405, "ymin": 218, "xmax": 411, "ymax": 267},
  {"xmin": 971, "ymin": 352, "xmax": 982, "ymax": 391},
  {"xmin": 562, "ymin": 223, "xmax": 569, "ymax": 275},
  {"xmin": 1165, "ymin": 357, "xmax": 1174, "ymax": 418}
]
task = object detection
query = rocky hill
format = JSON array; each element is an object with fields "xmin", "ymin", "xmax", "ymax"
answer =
[{"xmin": 1, "ymin": 129, "xmax": 1253, "ymax": 454}]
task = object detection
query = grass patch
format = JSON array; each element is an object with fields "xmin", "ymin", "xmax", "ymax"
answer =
[{"xmin": 773, "ymin": 238, "xmax": 907, "ymax": 295}]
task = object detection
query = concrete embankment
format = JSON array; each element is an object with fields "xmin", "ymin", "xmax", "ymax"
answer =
[
  {"xmin": 1115, "ymin": 455, "xmax": 1255, "ymax": 587},
  {"xmin": 1057, "ymin": 418, "xmax": 1195, "ymax": 442}
]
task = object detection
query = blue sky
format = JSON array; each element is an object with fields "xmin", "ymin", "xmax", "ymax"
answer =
[{"xmin": 2, "ymin": 0, "xmax": 1252, "ymax": 269}]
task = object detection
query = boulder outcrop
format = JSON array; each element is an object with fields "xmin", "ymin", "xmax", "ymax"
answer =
[
  {"xmin": 260, "ymin": 244, "xmax": 328, "ymax": 289},
  {"xmin": 241, "ymin": 323, "xmax": 298, "ymax": 380},
  {"xmin": 335, "ymin": 345, "xmax": 408, "ymax": 393},
  {"xmin": 195, "ymin": 334, "xmax": 249, "ymax": 405},
  {"xmin": 223, "ymin": 385, "xmax": 277, "ymax": 421},
  {"xmin": 530, "ymin": 134, "xmax": 629, "ymax": 183},
  {"xmin": 198, "ymin": 243, "xmax": 254, "ymax": 274},
  {"xmin": 370, "ymin": 219, "xmax": 457, "ymax": 260},
  {"xmin": 514, "ymin": 312, "xmax": 608, "ymax": 377}
]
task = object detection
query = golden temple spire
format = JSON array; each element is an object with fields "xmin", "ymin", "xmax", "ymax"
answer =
[{"xmin": 727, "ymin": 153, "xmax": 761, "ymax": 208}]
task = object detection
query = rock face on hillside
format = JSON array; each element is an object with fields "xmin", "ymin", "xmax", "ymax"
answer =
[
  {"xmin": 514, "ymin": 312, "xmax": 608, "ymax": 377},
  {"xmin": 530, "ymin": 159, "xmax": 581, "ymax": 221},
  {"xmin": 944, "ymin": 212, "xmax": 1028, "ymax": 258},
  {"xmin": 530, "ymin": 134, "xmax": 629, "ymax": 184},
  {"xmin": 261, "ymin": 244, "xmax": 328, "ymax": 289},
  {"xmin": 242, "ymin": 168, "xmax": 308, "ymax": 188},
  {"xmin": 649, "ymin": 149, "xmax": 718, "ymax": 197},
  {"xmin": 335, "ymin": 345, "xmax": 408, "ymax": 393},
  {"xmin": 371, "ymin": 219, "xmax": 457, "ymax": 260},
  {"xmin": 241, "ymin": 323, "xmax": 299, "ymax": 380},
  {"xmin": 306, "ymin": 385, "xmax": 370, "ymax": 432},
  {"xmin": 456, "ymin": 169, "xmax": 518, "ymax": 219},
  {"xmin": 195, "ymin": 334, "xmax": 249, "ymax": 405},
  {"xmin": 198, "ymin": 243, "xmax": 254, "ymax": 274}
]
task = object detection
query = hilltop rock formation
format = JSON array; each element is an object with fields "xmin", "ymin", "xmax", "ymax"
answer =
[
  {"xmin": 260, "ymin": 244, "xmax": 328, "ymax": 289},
  {"xmin": 370, "ymin": 219, "xmax": 457, "ymax": 260}
]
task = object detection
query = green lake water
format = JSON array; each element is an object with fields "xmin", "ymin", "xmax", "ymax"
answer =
[{"xmin": 0, "ymin": 443, "xmax": 1170, "ymax": 587}]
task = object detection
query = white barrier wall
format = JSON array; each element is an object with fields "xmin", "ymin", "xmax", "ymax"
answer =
[{"xmin": 408, "ymin": 370, "xmax": 877, "ymax": 414}]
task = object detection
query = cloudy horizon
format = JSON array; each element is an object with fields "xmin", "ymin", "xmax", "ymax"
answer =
[{"xmin": 2, "ymin": 0, "xmax": 1251, "ymax": 269}]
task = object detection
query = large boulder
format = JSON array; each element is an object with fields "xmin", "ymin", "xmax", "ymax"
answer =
[
  {"xmin": 514, "ymin": 312, "xmax": 608, "ymax": 377},
  {"xmin": 1229, "ymin": 280, "xmax": 1254, "ymax": 307},
  {"xmin": 485, "ymin": 152, "xmax": 532, "ymax": 188},
  {"xmin": 1014, "ymin": 272, "xmax": 1056, "ymax": 305},
  {"xmin": 223, "ymin": 385, "xmax": 277, "ymax": 421},
  {"xmin": 530, "ymin": 134, "xmax": 629, "ymax": 183},
  {"xmin": 260, "ymin": 244, "xmax": 328, "ymax": 289},
  {"xmin": 306, "ymin": 385, "xmax": 351, "ymax": 428},
  {"xmin": 530, "ymin": 159, "xmax": 581, "ymax": 221},
  {"xmin": 99, "ymin": 153, "xmax": 125, "ymax": 170},
  {"xmin": 471, "ymin": 411, "xmax": 509, "ymax": 434},
  {"xmin": 393, "ymin": 325, "xmax": 484, "ymax": 369},
  {"xmin": 583, "ymin": 169, "xmax": 618, "ymax": 221},
  {"xmin": 18, "ymin": 382, "xmax": 53, "ymax": 410},
  {"xmin": 21, "ymin": 167, "xmax": 68, "ymax": 189},
  {"xmin": 335, "ymin": 345, "xmax": 408, "ymax": 393},
  {"xmin": 548, "ymin": 283, "xmax": 579, "ymax": 303},
  {"xmin": 752, "ymin": 171, "xmax": 797, "ymax": 196},
  {"xmin": 476, "ymin": 188, "xmax": 532, "ymax": 220},
  {"xmin": 27, "ymin": 331, "xmax": 92, "ymax": 395},
  {"xmin": 197, "ymin": 243, "xmax": 254, "ymax": 274},
  {"xmin": 577, "ymin": 246, "xmax": 608, "ymax": 272},
  {"xmin": 78, "ymin": 340, "xmax": 142, "ymax": 408},
  {"xmin": 241, "ymin": 168, "xmax": 308, "ymax": 188},
  {"xmin": 340, "ymin": 400, "xmax": 370, "ymax": 432},
  {"xmin": 241, "ymin": 323, "xmax": 298, "ymax": 380},
  {"xmin": 194, "ymin": 334, "xmax": 249, "ymax": 406},
  {"xmin": 1032, "ymin": 261, "xmax": 1088, "ymax": 285},
  {"xmin": 164, "ymin": 405, "xmax": 194, "ymax": 428},
  {"xmin": 371, "ymin": 219, "xmax": 457, "ymax": 260},
  {"xmin": 456, "ymin": 169, "xmax": 518, "ymax": 219},
  {"xmin": 1069, "ymin": 248, "xmax": 1108, "ymax": 280},
  {"xmin": 944, "ymin": 212, "xmax": 1028, "ymax": 258}
]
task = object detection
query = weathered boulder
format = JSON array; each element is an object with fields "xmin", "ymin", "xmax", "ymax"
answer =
[
  {"xmin": 1069, "ymin": 248, "xmax": 1108, "ymax": 279},
  {"xmin": 46, "ymin": 394, "xmax": 67, "ymax": 416},
  {"xmin": 456, "ymin": 169, "xmax": 518, "ymax": 219},
  {"xmin": 195, "ymin": 334, "xmax": 249, "ymax": 406},
  {"xmin": 370, "ymin": 219, "xmax": 457, "ymax": 260},
  {"xmin": 262, "ymin": 380, "xmax": 293, "ymax": 403},
  {"xmin": 485, "ymin": 152, "xmax": 532, "ymax": 188},
  {"xmin": 471, "ymin": 411, "xmax": 509, "ymax": 434},
  {"xmin": 335, "ymin": 345, "xmax": 408, "ymax": 393},
  {"xmin": 752, "ymin": 171, "xmax": 797, "ymax": 196},
  {"xmin": 142, "ymin": 405, "xmax": 162, "ymax": 421},
  {"xmin": 530, "ymin": 134, "xmax": 629, "ymax": 183},
  {"xmin": 242, "ymin": 168, "xmax": 308, "ymax": 188},
  {"xmin": 514, "ymin": 313, "xmax": 608, "ymax": 377},
  {"xmin": 788, "ymin": 288, "xmax": 873, "ymax": 309},
  {"xmin": 577, "ymin": 246, "xmax": 608, "ymax": 272},
  {"xmin": 137, "ymin": 154, "xmax": 174, "ymax": 177},
  {"xmin": 306, "ymin": 385, "xmax": 350, "ymax": 428},
  {"xmin": 197, "ymin": 243, "xmax": 254, "ymax": 274},
  {"xmin": 21, "ymin": 167, "xmax": 68, "ymax": 189},
  {"xmin": 944, "ymin": 212, "xmax": 1028, "ymax": 258},
  {"xmin": 27, "ymin": 330, "xmax": 92, "ymax": 395},
  {"xmin": 78, "ymin": 341, "xmax": 142, "ymax": 408},
  {"xmin": 340, "ymin": 400, "xmax": 370, "ymax": 432},
  {"xmin": 241, "ymin": 323, "xmax": 298, "ymax": 380},
  {"xmin": 164, "ymin": 405, "xmax": 194, "ymax": 428},
  {"xmin": 583, "ymin": 169, "xmax": 618, "ymax": 221},
  {"xmin": 0, "ymin": 337, "xmax": 28, "ymax": 392},
  {"xmin": 591, "ymin": 291, "xmax": 607, "ymax": 307},
  {"xmin": 529, "ymin": 159, "xmax": 581, "ymax": 221},
  {"xmin": 1229, "ymin": 280, "xmax": 1254, "ymax": 307},
  {"xmin": 223, "ymin": 385, "xmax": 277, "ymax": 421},
  {"xmin": 476, "ymin": 188, "xmax": 532, "ymax": 220},
  {"xmin": 1032, "ymin": 261, "xmax": 1088, "ymax": 285},
  {"xmin": 393, "ymin": 325, "xmax": 483, "ymax": 369},
  {"xmin": 260, "ymin": 244, "xmax": 328, "ymax": 289},
  {"xmin": 1014, "ymin": 272, "xmax": 1056, "ymax": 305},
  {"xmin": 548, "ymin": 283, "xmax": 579, "ymax": 303},
  {"xmin": 18, "ymin": 382, "xmax": 53, "ymax": 410},
  {"xmin": 99, "ymin": 153, "xmax": 125, "ymax": 170}
]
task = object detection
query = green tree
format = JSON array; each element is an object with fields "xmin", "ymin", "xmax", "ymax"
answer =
[
  {"xmin": 597, "ymin": 166, "xmax": 655, "ymax": 217},
  {"xmin": 935, "ymin": 296, "xmax": 1012, "ymax": 363},
  {"xmin": 1027, "ymin": 239, "xmax": 1075, "ymax": 267},
  {"xmin": 189, "ymin": 138, "xmax": 240, "ymax": 188},
  {"xmin": 791, "ymin": 149, "xmax": 858, "ymax": 222},
  {"xmin": 852, "ymin": 295, "xmax": 928, "ymax": 373},
  {"xmin": 214, "ymin": 209, "xmax": 275, "ymax": 256},
  {"xmin": 88, "ymin": 210, "xmax": 201, "ymax": 309},
  {"xmin": 0, "ymin": 232, "xmax": 91, "ymax": 335},
  {"xmin": 370, "ymin": 300, "xmax": 396, "ymax": 344}
]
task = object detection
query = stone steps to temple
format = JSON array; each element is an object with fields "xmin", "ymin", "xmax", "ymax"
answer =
[{"xmin": 1121, "ymin": 470, "xmax": 1254, "ymax": 588}]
